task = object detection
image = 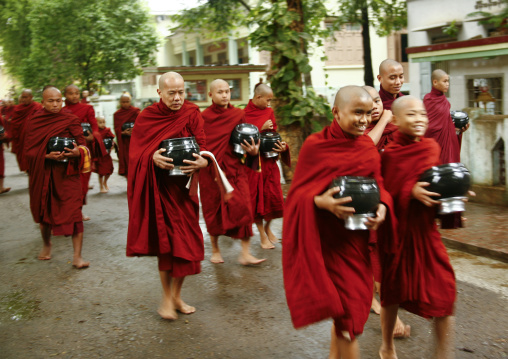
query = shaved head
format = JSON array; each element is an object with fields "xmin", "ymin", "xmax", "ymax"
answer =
[
  {"xmin": 42, "ymin": 87, "xmax": 63, "ymax": 113},
  {"xmin": 158, "ymin": 71, "xmax": 184, "ymax": 90},
  {"xmin": 120, "ymin": 93, "xmax": 132, "ymax": 100},
  {"xmin": 210, "ymin": 79, "xmax": 229, "ymax": 93},
  {"xmin": 379, "ymin": 59, "xmax": 402, "ymax": 76},
  {"xmin": 157, "ymin": 71, "xmax": 185, "ymax": 110},
  {"xmin": 42, "ymin": 86, "xmax": 61, "ymax": 98},
  {"xmin": 19, "ymin": 89, "xmax": 34, "ymax": 105},
  {"xmin": 334, "ymin": 85, "xmax": 372, "ymax": 109},
  {"xmin": 362, "ymin": 85, "xmax": 378, "ymax": 98},
  {"xmin": 332, "ymin": 86, "xmax": 373, "ymax": 137},
  {"xmin": 64, "ymin": 84, "xmax": 79, "ymax": 95},
  {"xmin": 391, "ymin": 95, "xmax": 422, "ymax": 117},
  {"xmin": 431, "ymin": 69, "xmax": 448, "ymax": 82},
  {"xmin": 377, "ymin": 59, "xmax": 404, "ymax": 96},
  {"xmin": 391, "ymin": 95, "xmax": 427, "ymax": 140},
  {"xmin": 254, "ymin": 84, "xmax": 273, "ymax": 97},
  {"xmin": 209, "ymin": 79, "xmax": 231, "ymax": 108}
]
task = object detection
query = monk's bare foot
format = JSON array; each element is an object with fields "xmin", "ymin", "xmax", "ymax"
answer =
[
  {"xmin": 82, "ymin": 215, "xmax": 91, "ymax": 221},
  {"xmin": 38, "ymin": 244, "xmax": 52, "ymax": 260},
  {"xmin": 265, "ymin": 225, "xmax": 280, "ymax": 245},
  {"xmin": 173, "ymin": 298, "xmax": 196, "ymax": 315},
  {"xmin": 105, "ymin": 184, "xmax": 109, "ymax": 191},
  {"xmin": 72, "ymin": 257, "xmax": 90, "ymax": 269},
  {"xmin": 393, "ymin": 318, "xmax": 410, "ymax": 338},
  {"xmin": 379, "ymin": 345, "xmax": 398, "ymax": 359},
  {"xmin": 371, "ymin": 297, "xmax": 381, "ymax": 315},
  {"xmin": 0, "ymin": 187, "xmax": 11, "ymax": 194},
  {"xmin": 100, "ymin": 187, "xmax": 108, "ymax": 193},
  {"xmin": 260, "ymin": 236, "xmax": 275, "ymax": 249},
  {"xmin": 158, "ymin": 299, "xmax": 177, "ymax": 320},
  {"xmin": 88, "ymin": 184, "xmax": 94, "ymax": 189},
  {"xmin": 238, "ymin": 254, "xmax": 266, "ymax": 266},
  {"xmin": 210, "ymin": 252, "xmax": 225, "ymax": 264}
]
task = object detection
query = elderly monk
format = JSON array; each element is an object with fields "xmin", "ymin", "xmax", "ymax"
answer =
[
  {"xmin": 244, "ymin": 84, "xmax": 290, "ymax": 249},
  {"xmin": 379, "ymin": 96, "xmax": 456, "ymax": 359},
  {"xmin": 0, "ymin": 116, "xmax": 11, "ymax": 194},
  {"xmin": 283, "ymin": 86, "xmax": 394, "ymax": 359},
  {"xmin": 199, "ymin": 79, "xmax": 265, "ymax": 265},
  {"xmin": 127, "ymin": 72, "xmax": 208, "ymax": 320},
  {"xmin": 64, "ymin": 84, "xmax": 106, "ymax": 220},
  {"xmin": 377, "ymin": 59, "xmax": 405, "ymax": 110},
  {"xmin": 10, "ymin": 89, "xmax": 43, "ymax": 171},
  {"xmin": 24, "ymin": 86, "xmax": 90, "ymax": 268},
  {"xmin": 113, "ymin": 94, "xmax": 140, "ymax": 176}
]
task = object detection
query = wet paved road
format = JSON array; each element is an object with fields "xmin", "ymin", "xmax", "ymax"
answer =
[{"xmin": 0, "ymin": 152, "xmax": 507, "ymax": 358}]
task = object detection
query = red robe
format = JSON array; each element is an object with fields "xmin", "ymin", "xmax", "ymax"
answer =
[
  {"xmin": 2, "ymin": 105, "xmax": 15, "ymax": 136},
  {"xmin": 282, "ymin": 120, "xmax": 395, "ymax": 340},
  {"xmin": 10, "ymin": 101, "xmax": 43, "ymax": 171},
  {"xmin": 244, "ymin": 100, "xmax": 290, "ymax": 221},
  {"xmin": 64, "ymin": 101, "xmax": 106, "ymax": 203},
  {"xmin": 24, "ymin": 109, "xmax": 87, "ymax": 235},
  {"xmin": 379, "ymin": 85, "xmax": 404, "ymax": 111},
  {"xmin": 127, "ymin": 100, "xmax": 207, "ymax": 275},
  {"xmin": 93, "ymin": 127, "xmax": 115, "ymax": 176},
  {"xmin": 364, "ymin": 120, "xmax": 398, "ymax": 151},
  {"xmin": 423, "ymin": 87, "xmax": 460, "ymax": 164},
  {"xmin": 199, "ymin": 102, "xmax": 254, "ymax": 239},
  {"xmin": 0, "ymin": 117, "xmax": 6, "ymax": 178},
  {"xmin": 113, "ymin": 106, "xmax": 140, "ymax": 176},
  {"xmin": 379, "ymin": 131, "xmax": 456, "ymax": 318}
]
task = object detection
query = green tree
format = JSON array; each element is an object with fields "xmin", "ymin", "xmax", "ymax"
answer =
[
  {"xmin": 333, "ymin": 0, "xmax": 407, "ymax": 86},
  {"xmin": 0, "ymin": 0, "xmax": 159, "ymax": 92},
  {"xmin": 467, "ymin": 0, "xmax": 508, "ymax": 32}
]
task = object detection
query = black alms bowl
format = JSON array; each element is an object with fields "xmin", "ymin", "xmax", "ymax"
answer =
[
  {"xmin": 121, "ymin": 122, "xmax": 135, "ymax": 131},
  {"xmin": 159, "ymin": 137, "xmax": 200, "ymax": 176},
  {"xmin": 81, "ymin": 122, "xmax": 92, "ymax": 136},
  {"xmin": 47, "ymin": 137, "xmax": 74, "ymax": 162},
  {"xmin": 103, "ymin": 138, "xmax": 113, "ymax": 151},
  {"xmin": 331, "ymin": 176, "xmax": 380, "ymax": 214},
  {"xmin": 230, "ymin": 123, "xmax": 260, "ymax": 157},
  {"xmin": 450, "ymin": 111, "xmax": 469, "ymax": 130},
  {"xmin": 420, "ymin": 163, "xmax": 471, "ymax": 199},
  {"xmin": 260, "ymin": 131, "xmax": 282, "ymax": 158}
]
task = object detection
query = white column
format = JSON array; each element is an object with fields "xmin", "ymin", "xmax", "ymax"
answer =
[
  {"xmin": 195, "ymin": 38, "xmax": 204, "ymax": 66},
  {"xmin": 228, "ymin": 36, "xmax": 238, "ymax": 65},
  {"xmin": 182, "ymin": 40, "xmax": 189, "ymax": 66}
]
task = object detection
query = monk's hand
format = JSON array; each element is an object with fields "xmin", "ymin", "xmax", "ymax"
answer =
[
  {"xmin": 365, "ymin": 204, "xmax": 387, "ymax": 230},
  {"xmin": 314, "ymin": 186, "xmax": 355, "ymax": 219},
  {"xmin": 412, "ymin": 182, "xmax": 440, "ymax": 207},
  {"xmin": 261, "ymin": 120, "xmax": 273, "ymax": 131},
  {"xmin": 461, "ymin": 123, "xmax": 470, "ymax": 133},
  {"xmin": 380, "ymin": 109, "xmax": 393, "ymax": 123},
  {"xmin": 241, "ymin": 137, "xmax": 260, "ymax": 156},
  {"xmin": 272, "ymin": 140, "xmax": 287, "ymax": 153},
  {"xmin": 181, "ymin": 153, "xmax": 208, "ymax": 175},
  {"xmin": 85, "ymin": 131, "xmax": 94, "ymax": 142},
  {"xmin": 122, "ymin": 128, "xmax": 132, "ymax": 136},
  {"xmin": 63, "ymin": 142, "xmax": 81, "ymax": 158},
  {"xmin": 45, "ymin": 151, "xmax": 66, "ymax": 161},
  {"xmin": 153, "ymin": 148, "xmax": 174, "ymax": 170}
]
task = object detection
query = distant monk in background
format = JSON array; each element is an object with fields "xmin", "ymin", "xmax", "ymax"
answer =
[
  {"xmin": 0, "ymin": 115, "xmax": 11, "ymax": 194},
  {"xmin": 93, "ymin": 116, "xmax": 115, "ymax": 193},
  {"xmin": 81, "ymin": 90, "xmax": 90, "ymax": 104},
  {"xmin": 113, "ymin": 93, "xmax": 140, "ymax": 176},
  {"xmin": 10, "ymin": 89, "xmax": 43, "ymax": 171},
  {"xmin": 2, "ymin": 99, "xmax": 15, "ymax": 139},
  {"xmin": 377, "ymin": 59, "xmax": 405, "ymax": 110}
]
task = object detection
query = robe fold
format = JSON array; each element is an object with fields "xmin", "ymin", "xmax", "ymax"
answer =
[
  {"xmin": 379, "ymin": 85, "xmax": 404, "ymax": 111},
  {"xmin": 24, "ymin": 110, "xmax": 86, "ymax": 230},
  {"xmin": 10, "ymin": 101, "xmax": 43, "ymax": 171},
  {"xmin": 93, "ymin": 127, "xmax": 115, "ymax": 176},
  {"xmin": 113, "ymin": 106, "xmax": 140, "ymax": 176},
  {"xmin": 364, "ymin": 120, "xmax": 398, "ymax": 152},
  {"xmin": 127, "ymin": 100, "xmax": 207, "ymax": 274},
  {"xmin": 244, "ymin": 100, "xmax": 290, "ymax": 221},
  {"xmin": 379, "ymin": 131, "xmax": 456, "ymax": 318},
  {"xmin": 199, "ymin": 102, "xmax": 254, "ymax": 239},
  {"xmin": 282, "ymin": 120, "xmax": 395, "ymax": 340}
]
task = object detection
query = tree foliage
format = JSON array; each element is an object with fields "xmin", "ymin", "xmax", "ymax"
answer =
[
  {"xmin": 0, "ymin": 0, "xmax": 159, "ymax": 92},
  {"xmin": 467, "ymin": 0, "xmax": 508, "ymax": 31}
]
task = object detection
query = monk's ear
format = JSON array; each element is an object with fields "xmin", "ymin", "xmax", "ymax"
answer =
[
  {"xmin": 391, "ymin": 114, "xmax": 398, "ymax": 126},
  {"xmin": 332, "ymin": 106, "xmax": 340, "ymax": 122},
  {"xmin": 377, "ymin": 74, "xmax": 382, "ymax": 83},
  {"xmin": 432, "ymin": 79, "xmax": 438, "ymax": 87},
  {"xmin": 208, "ymin": 91, "xmax": 212, "ymax": 98}
]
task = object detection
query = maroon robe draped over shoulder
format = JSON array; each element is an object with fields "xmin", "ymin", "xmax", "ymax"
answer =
[
  {"xmin": 379, "ymin": 131, "xmax": 456, "ymax": 318},
  {"xmin": 113, "ymin": 106, "xmax": 140, "ymax": 176},
  {"xmin": 423, "ymin": 87, "xmax": 460, "ymax": 164},
  {"xmin": 127, "ymin": 100, "xmax": 207, "ymax": 274},
  {"xmin": 282, "ymin": 120, "xmax": 395, "ymax": 340},
  {"xmin": 93, "ymin": 127, "xmax": 115, "ymax": 176},
  {"xmin": 24, "ymin": 109, "xmax": 86, "ymax": 232},
  {"xmin": 199, "ymin": 102, "xmax": 254, "ymax": 239},
  {"xmin": 379, "ymin": 85, "xmax": 404, "ymax": 111},
  {"xmin": 244, "ymin": 100, "xmax": 290, "ymax": 221},
  {"xmin": 10, "ymin": 101, "xmax": 43, "ymax": 171}
]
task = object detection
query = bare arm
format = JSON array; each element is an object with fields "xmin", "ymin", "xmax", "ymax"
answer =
[{"xmin": 367, "ymin": 110, "xmax": 393, "ymax": 145}]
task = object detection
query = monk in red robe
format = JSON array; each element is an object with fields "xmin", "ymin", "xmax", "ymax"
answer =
[
  {"xmin": 24, "ymin": 86, "xmax": 90, "ymax": 268},
  {"xmin": 283, "ymin": 86, "xmax": 394, "ymax": 359},
  {"xmin": 127, "ymin": 72, "xmax": 209, "ymax": 320},
  {"xmin": 378, "ymin": 96, "xmax": 456, "ymax": 359},
  {"xmin": 93, "ymin": 116, "xmax": 115, "ymax": 193},
  {"xmin": 2, "ymin": 99, "xmax": 15, "ymax": 143},
  {"xmin": 113, "ymin": 94, "xmax": 140, "ymax": 176},
  {"xmin": 10, "ymin": 89, "xmax": 43, "ymax": 171},
  {"xmin": 64, "ymin": 84, "xmax": 106, "ymax": 220},
  {"xmin": 80, "ymin": 90, "xmax": 90, "ymax": 104},
  {"xmin": 244, "ymin": 84, "xmax": 290, "ymax": 249},
  {"xmin": 199, "ymin": 79, "xmax": 265, "ymax": 265},
  {"xmin": 377, "ymin": 59, "xmax": 405, "ymax": 110},
  {"xmin": 0, "ymin": 116, "xmax": 10, "ymax": 194}
]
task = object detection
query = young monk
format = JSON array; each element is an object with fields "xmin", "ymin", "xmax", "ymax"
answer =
[
  {"xmin": 9, "ymin": 90, "xmax": 43, "ymax": 171},
  {"xmin": 244, "ymin": 84, "xmax": 290, "ymax": 249},
  {"xmin": 378, "ymin": 96, "xmax": 456, "ymax": 359},
  {"xmin": 283, "ymin": 86, "xmax": 394, "ymax": 359},
  {"xmin": 113, "ymin": 94, "xmax": 140, "ymax": 176},
  {"xmin": 24, "ymin": 86, "xmax": 90, "ymax": 268},
  {"xmin": 0, "ymin": 116, "xmax": 11, "ymax": 194},
  {"xmin": 94, "ymin": 116, "xmax": 115, "ymax": 193},
  {"xmin": 127, "ymin": 72, "xmax": 209, "ymax": 320},
  {"xmin": 377, "ymin": 59, "xmax": 405, "ymax": 110},
  {"xmin": 64, "ymin": 84, "xmax": 106, "ymax": 220},
  {"xmin": 81, "ymin": 90, "xmax": 90, "ymax": 104},
  {"xmin": 199, "ymin": 79, "xmax": 265, "ymax": 265}
]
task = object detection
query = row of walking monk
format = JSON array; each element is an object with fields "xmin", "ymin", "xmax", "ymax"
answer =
[{"xmin": 0, "ymin": 59, "xmax": 467, "ymax": 359}]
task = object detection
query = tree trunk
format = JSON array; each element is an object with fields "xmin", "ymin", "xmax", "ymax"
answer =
[{"xmin": 361, "ymin": 4, "xmax": 374, "ymax": 87}]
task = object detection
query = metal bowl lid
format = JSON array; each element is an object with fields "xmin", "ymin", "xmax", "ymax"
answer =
[
  {"xmin": 235, "ymin": 123, "xmax": 259, "ymax": 135},
  {"xmin": 450, "ymin": 111, "xmax": 469, "ymax": 120}
]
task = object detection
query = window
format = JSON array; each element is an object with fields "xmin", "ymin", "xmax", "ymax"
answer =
[
  {"xmin": 185, "ymin": 80, "xmax": 207, "ymax": 102},
  {"xmin": 142, "ymin": 74, "xmax": 157, "ymax": 86},
  {"xmin": 218, "ymin": 52, "xmax": 228, "ymax": 65},
  {"xmin": 204, "ymin": 55, "xmax": 212, "ymax": 65},
  {"xmin": 226, "ymin": 79, "xmax": 241, "ymax": 100},
  {"xmin": 467, "ymin": 76, "xmax": 503, "ymax": 115}
]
